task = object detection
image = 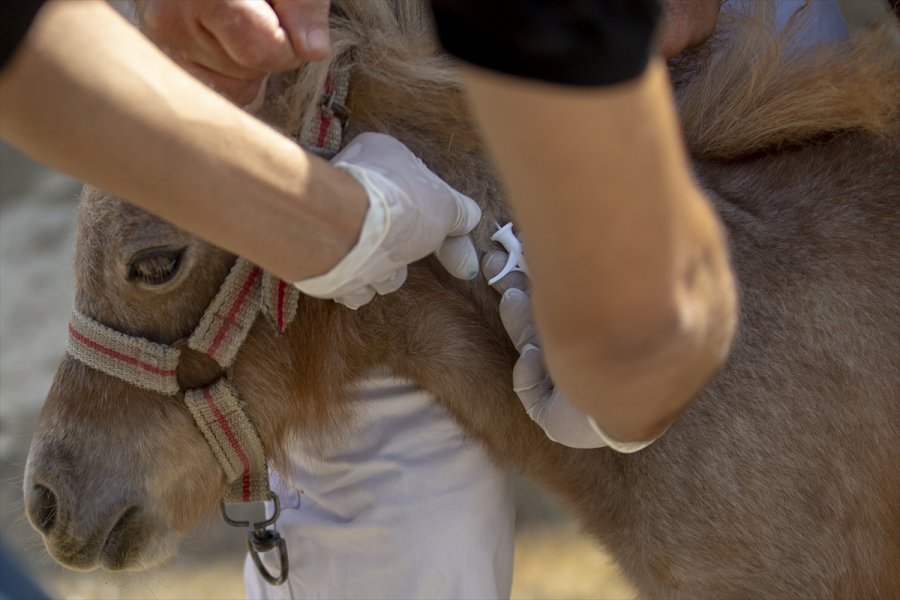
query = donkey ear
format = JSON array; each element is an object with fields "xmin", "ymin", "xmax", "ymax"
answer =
[{"xmin": 126, "ymin": 246, "xmax": 186, "ymax": 288}]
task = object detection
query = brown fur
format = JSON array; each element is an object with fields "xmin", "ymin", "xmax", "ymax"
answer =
[
  {"xmin": 24, "ymin": 1, "xmax": 900, "ymax": 597},
  {"xmin": 676, "ymin": 4, "xmax": 900, "ymax": 159}
]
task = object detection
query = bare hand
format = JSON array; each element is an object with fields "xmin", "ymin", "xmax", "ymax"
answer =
[
  {"xmin": 657, "ymin": 0, "xmax": 720, "ymax": 59},
  {"xmin": 136, "ymin": 0, "xmax": 331, "ymax": 106}
]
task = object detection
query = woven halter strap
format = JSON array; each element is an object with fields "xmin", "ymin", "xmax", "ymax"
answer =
[
  {"xmin": 67, "ymin": 258, "xmax": 300, "ymax": 505},
  {"xmin": 299, "ymin": 70, "xmax": 350, "ymax": 158}
]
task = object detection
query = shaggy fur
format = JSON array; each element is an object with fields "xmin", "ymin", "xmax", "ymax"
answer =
[
  {"xmin": 676, "ymin": 4, "xmax": 900, "ymax": 159},
  {"xmin": 25, "ymin": 1, "xmax": 900, "ymax": 597}
]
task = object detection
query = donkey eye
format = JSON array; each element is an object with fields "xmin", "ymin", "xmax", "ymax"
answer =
[{"xmin": 126, "ymin": 247, "xmax": 185, "ymax": 286}]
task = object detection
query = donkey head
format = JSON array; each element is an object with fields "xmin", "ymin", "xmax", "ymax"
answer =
[
  {"xmin": 22, "ymin": 187, "xmax": 330, "ymax": 571},
  {"xmin": 21, "ymin": 0, "xmax": 508, "ymax": 573}
]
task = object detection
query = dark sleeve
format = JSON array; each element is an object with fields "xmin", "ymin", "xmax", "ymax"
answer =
[
  {"xmin": 429, "ymin": 0, "xmax": 661, "ymax": 86},
  {"xmin": 1, "ymin": 0, "xmax": 47, "ymax": 72}
]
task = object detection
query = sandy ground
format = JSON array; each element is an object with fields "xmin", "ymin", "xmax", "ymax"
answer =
[{"xmin": 0, "ymin": 2, "xmax": 890, "ymax": 598}]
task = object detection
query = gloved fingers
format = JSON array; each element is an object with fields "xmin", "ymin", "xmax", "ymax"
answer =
[
  {"xmin": 512, "ymin": 345, "xmax": 611, "ymax": 449},
  {"xmin": 540, "ymin": 388, "xmax": 610, "ymax": 449},
  {"xmin": 435, "ymin": 236, "xmax": 479, "ymax": 280},
  {"xmin": 482, "ymin": 251, "xmax": 530, "ymax": 294},
  {"xmin": 499, "ymin": 289, "xmax": 540, "ymax": 351},
  {"xmin": 335, "ymin": 286, "xmax": 376, "ymax": 310},
  {"xmin": 330, "ymin": 132, "xmax": 479, "ymax": 259},
  {"xmin": 512, "ymin": 344, "xmax": 554, "ymax": 412},
  {"xmin": 370, "ymin": 266, "xmax": 407, "ymax": 295},
  {"xmin": 445, "ymin": 191, "xmax": 482, "ymax": 237}
]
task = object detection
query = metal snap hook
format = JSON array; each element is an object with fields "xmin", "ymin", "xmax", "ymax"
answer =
[
  {"xmin": 248, "ymin": 528, "xmax": 289, "ymax": 586},
  {"xmin": 221, "ymin": 492, "xmax": 290, "ymax": 586}
]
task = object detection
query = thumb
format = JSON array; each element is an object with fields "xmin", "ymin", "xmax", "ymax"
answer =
[
  {"xmin": 499, "ymin": 288, "xmax": 539, "ymax": 351},
  {"xmin": 445, "ymin": 191, "xmax": 482, "ymax": 237},
  {"xmin": 272, "ymin": 0, "xmax": 331, "ymax": 60},
  {"xmin": 482, "ymin": 250, "xmax": 530, "ymax": 294},
  {"xmin": 513, "ymin": 344, "xmax": 554, "ymax": 413}
]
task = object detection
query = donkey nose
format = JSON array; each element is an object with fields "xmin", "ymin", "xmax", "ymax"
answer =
[{"xmin": 27, "ymin": 483, "xmax": 59, "ymax": 535}]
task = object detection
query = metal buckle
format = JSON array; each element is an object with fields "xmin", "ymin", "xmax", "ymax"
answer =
[
  {"xmin": 221, "ymin": 492, "xmax": 290, "ymax": 586},
  {"xmin": 220, "ymin": 492, "xmax": 280, "ymax": 530},
  {"xmin": 323, "ymin": 90, "xmax": 351, "ymax": 122}
]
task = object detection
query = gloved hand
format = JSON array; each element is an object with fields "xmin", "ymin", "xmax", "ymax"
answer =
[
  {"xmin": 483, "ymin": 250, "xmax": 658, "ymax": 452},
  {"xmin": 294, "ymin": 133, "xmax": 482, "ymax": 309}
]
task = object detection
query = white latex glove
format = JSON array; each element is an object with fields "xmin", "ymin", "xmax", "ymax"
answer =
[
  {"xmin": 294, "ymin": 133, "xmax": 482, "ymax": 309},
  {"xmin": 483, "ymin": 250, "xmax": 658, "ymax": 453}
]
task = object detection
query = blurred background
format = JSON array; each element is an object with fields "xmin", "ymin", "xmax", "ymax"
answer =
[{"xmin": 0, "ymin": 1, "xmax": 889, "ymax": 598}]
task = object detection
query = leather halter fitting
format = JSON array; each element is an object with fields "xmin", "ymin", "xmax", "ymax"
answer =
[{"xmin": 65, "ymin": 68, "xmax": 351, "ymax": 586}]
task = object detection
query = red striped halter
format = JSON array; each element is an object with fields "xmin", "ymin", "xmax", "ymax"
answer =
[
  {"xmin": 68, "ymin": 259, "xmax": 298, "ymax": 582},
  {"xmin": 65, "ymin": 71, "xmax": 350, "ymax": 586}
]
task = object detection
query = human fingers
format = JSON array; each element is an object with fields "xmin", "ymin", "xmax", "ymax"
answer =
[
  {"xmin": 332, "ymin": 132, "xmax": 483, "ymax": 267},
  {"xmin": 140, "ymin": 0, "xmax": 299, "ymax": 91},
  {"xmin": 512, "ymin": 344, "xmax": 613, "ymax": 449},
  {"xmin": 242, "ymin": 74, "xmax": 271, "ymax": 112},
  {"xmin": 337, "ymin": 133, "xmax": 482, "ymax": 239},
  {"xmin": 482, "ymin": 251, "xmax": 530, "ymax": 294},
  {"xmin": 435, "ymin": 236, "xmax": 479, "ymax": 280},
  {"xmin": 177, "ymin": 59, "xmax": 268, "ymax": 107},
  {"xmin": 335, "ymin": 286, "xmax": 376, "ymax": 310},
  {"xmin": 370, "ymin": 267, "xmax": 408, "ymax": 295},
  {"xmin": 445, "ymin": 191, "xmax": 481, "ymax": 237},
  {"xmin": 199, "ymin": 0, "xmax": 299, "ymax": 72},
  {"xmin": 272, "ymin": 0, "xmax": 332, "ymax": 61},
  {"xmin": 512, "ymin": 344, "xmax": 554, "ymax": 413},
  {"xmin": 307, "ymin": 132, "xmax": 487, "ymax": 297},
  {"xmin": 139, "ymin": 1, "xmax": 273, "ymax": 77},
  {"xmin": 498, "ymin": 288, "xmax": 540, "ymax": 352}
]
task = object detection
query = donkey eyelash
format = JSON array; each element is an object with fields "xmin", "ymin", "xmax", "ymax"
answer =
[{"xmin": 126, "ymin": 247, "xmax": 185, "ymax": 286}]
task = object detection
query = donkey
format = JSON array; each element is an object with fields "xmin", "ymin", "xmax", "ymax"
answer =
[{"xmin": 23, "ymin": 1, "xmax": 900, "ymax": 598}]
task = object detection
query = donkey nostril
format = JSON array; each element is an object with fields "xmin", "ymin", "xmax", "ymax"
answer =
[
  {"xmin": 107, "ymin": 505, "xmax": 140, "ymax": 542},
  {"xmin": 102, "ymin": 505, "xmax": 142, "ymax": 568},
  {"xmin": 30, "ymin": 485, "xmax": 58, "ymax": 534}
]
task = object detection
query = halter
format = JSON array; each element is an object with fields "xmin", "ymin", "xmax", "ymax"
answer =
[
  {"xmin": 68, "ymin": 259, "xmax": 297, "ymax": 583},
  {"xmin": 66, "ymin": 72, "xmax": 351, "ymax": 586}
]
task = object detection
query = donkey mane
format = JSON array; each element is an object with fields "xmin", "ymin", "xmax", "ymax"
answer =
[
  {"xmin": 676, "ymin": 5, "xmax": 900, "ymax": 159},
  {"xmin": 265, "ymin": 1, "xmax": 900, "ymax": 166},
  {"xmin": 265, "ymin": 1, "xmax": 467, "ymax": 148}
]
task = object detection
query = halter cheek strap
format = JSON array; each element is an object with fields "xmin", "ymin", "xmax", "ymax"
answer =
[
  {"xmin": 187, "ymin": 259, "xmax": 263, "ymax": 372},
  {"xmin": 300, "ymin": 70, "xmax": 350, "ymax": 159},
  {"xmin": 185, "ymin": 380, "xmax": 271, "ymax": 504}
]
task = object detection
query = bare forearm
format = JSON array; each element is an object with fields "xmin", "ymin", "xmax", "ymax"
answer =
[
  {"xmin": 0, "ymin": 0, "xmax": 366, "ymax": 281},
  {"xmin": 551, "ymin": 213, "xmax": 737, "ymax": 442},
  {"xmin": 463, "ymin": 59, "xmax": 737, "ymax": 441}
]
